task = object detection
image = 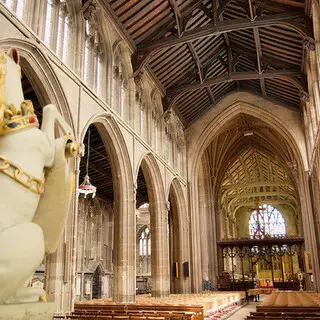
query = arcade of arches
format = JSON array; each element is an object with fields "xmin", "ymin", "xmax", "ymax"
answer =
[{"xmin": 2, "ymin": 0, "xmax": 320, "ymax": 315}]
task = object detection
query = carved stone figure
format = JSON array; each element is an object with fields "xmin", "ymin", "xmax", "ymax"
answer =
[{"xmin": 0, "ymin": 49, "xmax": 77, "ymax": 304}]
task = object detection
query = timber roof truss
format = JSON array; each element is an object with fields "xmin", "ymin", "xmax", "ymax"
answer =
[{"xmin": 105, "ymin": 0, "xmax": 314, "ymax": 126}]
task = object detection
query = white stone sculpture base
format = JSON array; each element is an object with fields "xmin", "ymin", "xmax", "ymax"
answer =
[{"xmin": 0, "ymin": 302, "xmax": 55, "ymax": 320}]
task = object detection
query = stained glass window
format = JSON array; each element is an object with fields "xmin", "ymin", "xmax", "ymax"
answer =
[{"xmin": 249, "ymin": 204, "xmax": 286, "ymax": 239}]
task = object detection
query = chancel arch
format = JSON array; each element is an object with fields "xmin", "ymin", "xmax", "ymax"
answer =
[
  {"xmin": 79, "ymin": 114, "xmax": 135, "ymax": 303},
  {"xmin": 135, "ymin": 153, "xmax": 170, "ymax": 298},
  {"xmin": 189, "ymin": 101, "xmax": 320, "ymax": 292}
]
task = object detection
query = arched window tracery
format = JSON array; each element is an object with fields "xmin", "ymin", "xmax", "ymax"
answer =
[
  {"xmin": 138, "ymin": 226, "xmax": 151, "ymax": 274},
  {"xmin": 249, "ymin": 204, "xmax": 286, "ymax": 239}
]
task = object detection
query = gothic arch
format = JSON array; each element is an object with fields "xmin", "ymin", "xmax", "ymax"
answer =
[
  {"xmin": 112, "ymin": 40, "xmax": 131, "ymax": 80},
  {"xmin": 0, "ymin": 38, "xmax": 74, "ymax": 133},
  {"xmin": 136, "ymin": 152, "xmax": 170, "ymax": 297},
  {"xmin": 188, "ymin": 99, "xmax": 320, "ymax": 292},
  {"xmin": 167, "ymin": 178, "xmax": 187, "ymax": 223},
  {"xmin": 190, "ymin": 101, "xmax": 307, "ymax": 181},
  {"xmin": 80, "ymin": 113, "xmax": 134, "ymax": 199},
  {"xmin": 137, "ymin": 153, "xmax": 166, "ymax": 211},
  {"xmin": 80, "ymin": 113, "xmax": 135, "ymax": 302}
]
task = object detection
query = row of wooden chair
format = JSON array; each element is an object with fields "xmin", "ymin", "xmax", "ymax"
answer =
[
  {"xmin": 246, "ymin": 310, "xmax": 320, "ymax": 320},
  {"xmin": 54, "ymin": 304, "xmax": 204, "ymax": 320}
]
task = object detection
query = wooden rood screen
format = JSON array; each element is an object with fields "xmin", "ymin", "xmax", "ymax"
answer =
[{"xmin": 217, "ymin": 236, "xmax": 304, "ymax": 291}]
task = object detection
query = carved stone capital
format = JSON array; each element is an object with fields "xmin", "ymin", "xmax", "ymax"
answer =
[
  {"xmin": 287, "ymin": 160, "xmax": 298, "ymax": 173},
  {"xmin": 300, "ymin": 92, "xmax": 310, "ymax": 103},
  {"xmin": 59, "ymin": 2, "xmax": 68, "ymax": 16},
  {"xmin": 113, "ymin": 65, "xmax": 119, "ymax": 78},
  {"xmin": 134, "ymin": 71, "xmax": 144, "ymax": 87},
  {"xmin": 83, "ymin": 0, "xmax": 97, "ymax": 22},
  {"xmin": 303, "ymin": 37, "xmax": 315, "ymax": 51}
]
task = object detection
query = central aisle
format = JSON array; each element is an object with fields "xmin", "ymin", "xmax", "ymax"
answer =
[
  {"xmin": 227, "ymin": 295, "xmax": 267, "ymax": 320},
  {"xmin": 227, "ymin": 301, "xmax": 258, "ymax": 320}
]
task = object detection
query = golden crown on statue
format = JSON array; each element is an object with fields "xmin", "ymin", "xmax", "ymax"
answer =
[{"xmin": 1, "ymin": 101, "xmax": 39, "ymax": 135}]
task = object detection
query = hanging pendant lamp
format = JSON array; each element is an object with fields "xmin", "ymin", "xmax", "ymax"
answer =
[{"xmin": 78, "ymin": 127, "xmax": 96, "ymax": 198}]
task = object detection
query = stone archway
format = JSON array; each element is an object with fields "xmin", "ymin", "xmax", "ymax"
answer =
[
  {"xmin": 0, "ymin": 40, "xmax": 77, "ymax": 312},
  {"xmin": 0, "ymin": 38, "xmax": 74, "ymax": 131},
  {"xmin": 135, "ymin": 153, "xmax": 170, "ymax": 298},
  {"xmin": 80, "ymin": 114, "xmax": 135, "ymax": 303},
  {"xmin": 187, "ymin": 99, "xmax": 320, "ymax": 292}
]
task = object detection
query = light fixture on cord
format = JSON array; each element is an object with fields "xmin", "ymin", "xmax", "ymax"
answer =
[{"xmin": 78, "ymin": 127, "xmax": 96, "ymax": 198}]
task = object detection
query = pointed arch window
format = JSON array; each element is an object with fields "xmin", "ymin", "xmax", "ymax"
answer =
[
  {"xmin": 249, "ymin": 204, "xmax": 286, "ymax": 239},
  {"xmin": 56, "ymin": 2, "xmax": 70, "ymax": 63},
  {"xmin": 44, "ymin": 0, "xmax": 54, "ymax": 46},
  {"xmin": 83, "ymin": 20, "xmax": 104, "ymax": 94},
  {"xmin": 43, "ymin": 0, "xmax": 71, "ymax": 65},
  {"xmin": 138, "ymin": 227, "xmax": 151, "ymax": 274},
  {"xmin": 2, "ymin": 0, "xmax": 25, "ymax": 19}
]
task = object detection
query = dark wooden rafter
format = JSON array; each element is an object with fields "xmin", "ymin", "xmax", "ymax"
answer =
[
  {"xmin": 179, "ymin": 43, "xmax": 225, "ymax": 86},
  {"xmin": 136, "ymin": 0, "xmax": 205, "ymax": 47},
  {"xmin": 168, "ymin": 0, "xmax": 183, "ymax": 35},
  {"xmin": 169, "ymin": 0, "xmax": 215, "ymax": 104},
  {"xmin": 248, "ymin": 0, "xmax": 266, "ymax": 97},
  {"xmin": 217, "ymin": 0, "xmax": 238, "ymax": 88},
  {"xmin": 132, "ymin": 11, "xmax": 313, "ymax": 77},
  {"xmin": 167, "ymin": 69, "xmax": 306, "ymax": 100},
  {"xmin": 251, "ymin": 0, "xmax": 303, "ymax": 12},
  {"xmin": 230, "ymin": 42, "xmax": 298, "ymax": 70},
  {"xmin": 108, "ymin": 0, "xmax": 314, "ymax": 125},
  {"xmin": 187, "ymin": 43, "xmax": 204, "ymax": 83}
]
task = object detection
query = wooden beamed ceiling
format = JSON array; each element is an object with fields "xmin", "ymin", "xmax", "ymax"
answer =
[{"xmin": 106, "ymin": 0, "xmax": 314, "ymax": 125}]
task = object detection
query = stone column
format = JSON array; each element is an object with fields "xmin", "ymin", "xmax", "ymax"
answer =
[
  {"xmin": 112, "ymin": 184, "xmax": 136, "ymax": 302},
  {"xmin": 150, "ymin": 200, "xmax": 170, "ymax": 297},
  {"xmin": 45, "ymin": 157, "xmax": 79, "ymax": 314},
  {"xmin": 295, "ymin": 166, "xmax": 320, "ymax": 291},
  {"xmin": 189, "ymin": 180, "xmax": 203, "ymax": 292}
]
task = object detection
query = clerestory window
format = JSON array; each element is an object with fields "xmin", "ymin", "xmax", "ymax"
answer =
[
  {"xmin": 83, "ymin": 20, "xmax": 104, "ymax": 94},
  {"xmin": 2, "ymin": 0, "xmax": 25, "ymax": 19},
  {"xmin": 44, "ymin": 0, "xmax": 71, "ymax": 65}
]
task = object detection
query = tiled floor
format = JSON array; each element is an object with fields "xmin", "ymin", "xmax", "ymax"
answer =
[
  {"xmin": 227, "ymin": 295, "xmax": 266, "ymax": 320},
  {"xmin": 226, "ymin": 301, "xmax": 259, "ymax": 320}
]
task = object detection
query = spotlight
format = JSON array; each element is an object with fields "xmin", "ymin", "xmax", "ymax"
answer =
[{"xmin": 244, "ymin": 130, "xmax": 253, "ymax": 136}]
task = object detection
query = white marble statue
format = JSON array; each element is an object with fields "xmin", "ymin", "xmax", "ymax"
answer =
[{"xmin": 0, "ymin": 48, "xmax": 78, "ymax": 304}]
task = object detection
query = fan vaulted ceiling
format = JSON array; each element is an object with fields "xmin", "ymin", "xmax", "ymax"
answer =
[{"xmin": 105, "ymin": 0, "xmax": 313, "ymax": 126}]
